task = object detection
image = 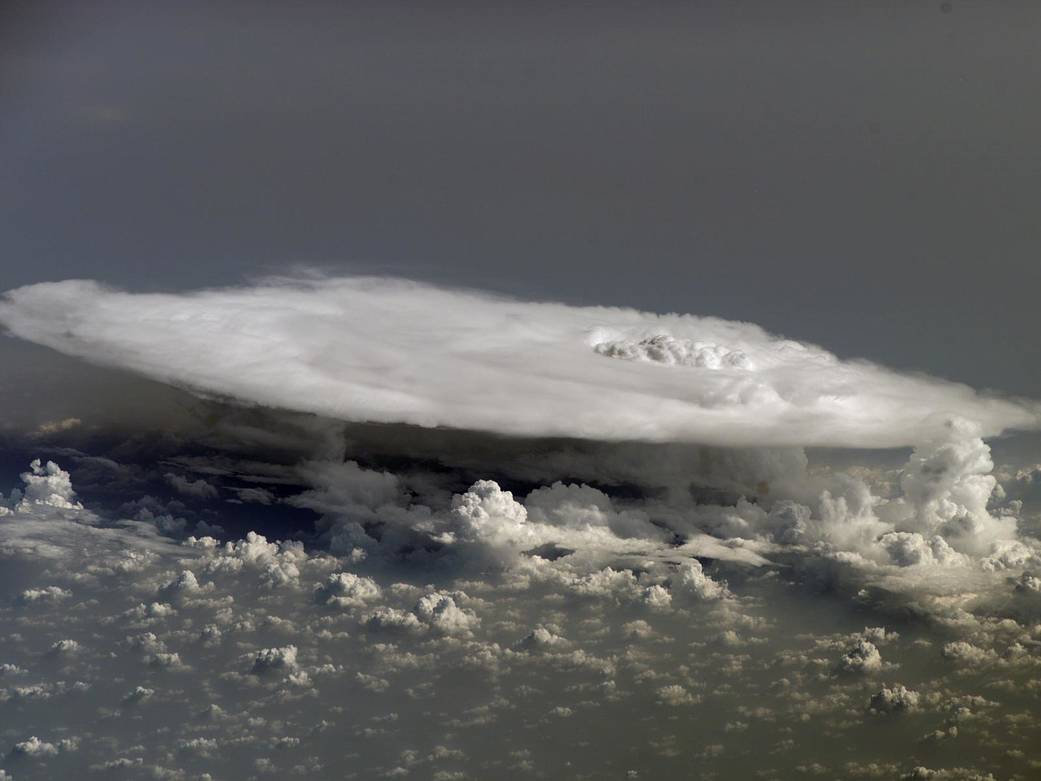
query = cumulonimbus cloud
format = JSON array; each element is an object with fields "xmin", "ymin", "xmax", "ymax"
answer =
[{"xmin": 0, "ymin": 276, "xmax": 1037, "ymax": 448}]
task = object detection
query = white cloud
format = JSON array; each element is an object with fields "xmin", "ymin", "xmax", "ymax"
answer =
[
  {"xmin": 450, "ymin": 480, "xmax": 530, "ymax": 544},
  {"xmin": 839, "ymin": 639, "xmax": 883, "ymax": 674},
  {"xmin": 1, "ymin": 276, "xmax": 1036, "ymax": 448},
  {"xmin": 10, "ymin": 736, "xmax": 59, "ymax": 757},
  {"xmin": 201, "ymin": 532, "xmax": 308, "ymax": 588},
  {"xmin": 941, "ymin": 641, "xmax": 998, "ymax": 666},
  {"xmin": 414, "ymin": 592, "xmax": 480, "ymax": 636},
  {"xmin": 122, "ymin": 685, "xmax": 155, "ymax": 704},
  {"xmin": 0, "ymin": 457, "xmax": 1038, "ymax": 780},
  {"xmin": 250, "ymin": 645, "xmax": 299, "ymax": 675},
  {"xmin": 868, "ymin": 685, "xmax": 920, "ymax": 713},
  {"xmin": 525, "ymin": 482, "xmax": 659, "ymax": 540},
  {"xmin": 47, "ymin": 639, "xmax": 81, "ymax": 656},
  {"xmin": 516, "ymin": 625, "xmax": 569, "ymax": 651},
  {"xmin": 314, "ymin": 572, "xmax": 381, "ymax": 608},
  {"xmin": 157, "ymin": 569, "xmax": 210, "ymax": 602},
  {"xmin": 879, "ymin": 533, "xmax": 968, "ymax": 568},
  {"xmin": 1, "ymin": 459, "xmax": 82, "ymax": 513},
  {"xmin": 365, "ymin": 606, "xmax": 426, "ymax": 634},
  {"xmin": 656, "ymin": 684, "xmax": 700, "ymax": 706},
  {"xmin": 673, "ymin": 560, "xmax": 729, "ymax": 601},
  {"xmin": 19, "ymin": 585, "xmax": 72, "ymax": 604}
]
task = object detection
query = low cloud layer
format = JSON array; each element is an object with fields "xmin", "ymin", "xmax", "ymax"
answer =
[
  {"xmin": 1, "ymin": 276, "xmax": 1037, "ymax": 448},
  {"xmin": 2, "ymin": 457, "xmax": 1041, "ymax": 780}
]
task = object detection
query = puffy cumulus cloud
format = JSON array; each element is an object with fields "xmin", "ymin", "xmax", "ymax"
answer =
[
  {"xmin": 365, "ymin": 591, "xmax": 480, "ymax": 637},
  {"xmin": 673, "ymin": 560, "xmax": 729, "ymax": 602},
  {"xmin": 364, "ymin": 605, "xmax": 426, "ymax": 634},
  {"xmin": 438, "ymin": 479, "xmax": 677, "ymax": 570},
  {"xmin": 18, "ymin": 586, "xmax": 71, "ymax": 605},
  {"xmin": 656, "ymin": 684, "xmax": 700, "ymax": 706},
  {"xmin": 898, "ymin": 422, "xmax": 997, "ymax": 528},
  {"xmin": 839, "ymin": 639, "xmax": 884, "ymax": 674},
  {"xmin": 47, "ymin": 638, "xmax": 81, "ymax": 656},
  {"xmin": 524, "ymin": 482, "xmax": 659, "ymax": 540},
  {"xmin": 1, "ymin": 460, "xmax": 1041, "ymax": 781},
  {"xmin": 7, "ymin": 432, "xmax": 1037, "ymax": 641},
  {"xmin": 1, "ymin": 276, "xmax": 1036, "ymax": 448},
  {"xmin": 981, "ymin": 539, "xmax": 1040, "ymax": 573},
  {"xmin": 231, "ymin": 430, "xmax": 1038, "ymax": 624},
  {"xmin": 121, "ymin": 685, "xmax": 154, "ymax": 704},
  {"xmin": 197, "ymin": 532, "xmax": 310, "ymax": 589},
  {"xmin": 250, "ymin": 645, "xmax": 299, "ymax": 675},
  {"xmin": 292, "ymin": 469, "xmax": 683, "ymax": 573},
  {"xmin": 0, "ymin": 463, "xmax": 180, "ymax": 574},
  {"xmin": 876, "ymin": 420, "xmax": 1020, "ymax": 557},
  {"xmin": 1014, "ymin": 572, "xmax": 1041, "ymax": 593},
  {"xmin": 879, "ymin": 533, "xmax": 968, "ymax": 568},
  {"xmin": 940, "ymin": 642, "xmax": 998, "ymax": 667},
  {"xmin": 157, "ymin": 569, "xmax": 211, "ymax": 603},
  {"xmin": 449, "ymin": 480, "xmax": 532, "ymax": 549},
  {"xmin": 313, "ymin": 572, "xmax": 381, "ymax": 608},
  {"xmin": 10, "ymin": 736, "xmax": 59, "ymax": 757},
  {"xmin": 515, "ymin": 625, "xmax": 569, "ymax": 652},
  {"xmin": 413, "ymin": 592, "xmax": 480, "ymax": 635},
  {"xmin": 1, "ymin": 459, "xmax": 82, "ymax": 515},
  {"xmin": 869, "ymin": 684, "xmax": 921, "ymax": 714},
  {"xmin": 704, "ymin": 426, "xmax": 1028, "ymax": 578}
]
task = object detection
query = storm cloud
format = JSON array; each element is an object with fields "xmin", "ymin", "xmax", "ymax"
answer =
[
  {"xmin": 1, "ymin": 276, "xmax": 1037, "ymax": 448},
  {"xmin": 4, "ymin": 2, "xmax": 1041, "ymax": 777}
]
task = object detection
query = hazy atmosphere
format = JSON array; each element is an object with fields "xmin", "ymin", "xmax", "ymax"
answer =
[{"xmin": 2, "ymin": 2, "xmax": 1041, "ymax": 780}]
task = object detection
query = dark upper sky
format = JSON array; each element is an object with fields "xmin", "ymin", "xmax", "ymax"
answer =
[{"xmin": 3, "ymin": 0, "xmax": 1040, "ymax": 400}]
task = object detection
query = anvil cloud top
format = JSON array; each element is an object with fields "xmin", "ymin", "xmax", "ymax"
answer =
[{"xmin": 1, "ymin": 275, "xmax": 1036, "ymax": 448}]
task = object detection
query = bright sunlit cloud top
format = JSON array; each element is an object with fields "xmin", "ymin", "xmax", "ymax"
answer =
[{"xmin": 1, "ymin": 276, "xmax": 1037, "ymax": 448}]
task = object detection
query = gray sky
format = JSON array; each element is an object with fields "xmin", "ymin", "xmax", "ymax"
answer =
[{"xmin": 3, "ymin": 0, "xmax": 1040, "ymax": 399}]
